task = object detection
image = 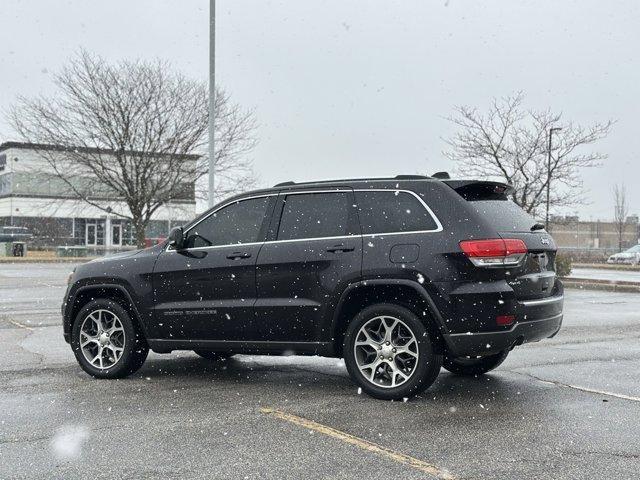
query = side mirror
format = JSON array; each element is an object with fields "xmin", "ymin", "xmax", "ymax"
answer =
[{"xmin": 168, "ymin": 227, "xmax": 185, "ymax": 250}]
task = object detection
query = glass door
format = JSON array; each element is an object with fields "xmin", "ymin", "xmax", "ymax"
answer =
[
  {"xmin": 111, "ymin": 224, "xmax": 122, "ymax": 246},
  {"xmin": 86, "ymin": 223, "xmax": 97, "ymax": 246}
]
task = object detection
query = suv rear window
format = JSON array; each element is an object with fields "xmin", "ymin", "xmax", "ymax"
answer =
[
  {"xmin": 447, "ymin": 181, "xmax": 538, "ymax": 232},
  {"xmin": 355, "ymin": 190, "xmax": 439, "ymax": 234},
  {"xmin": 467, "ymin": 199, "xmax": 537, "ymax": 232}
]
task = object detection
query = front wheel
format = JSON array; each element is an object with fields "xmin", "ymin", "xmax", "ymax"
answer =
[
  {"xmin": 442, "ymin": 350, "xmax": 509, "ymax": 376},
  {"xmin": 71, "ymin": 299, "xmax": 148, "ymax": 379},
  {"xmin": 343, "ymin": 303, "xmax": 442, "ymax": 400}
]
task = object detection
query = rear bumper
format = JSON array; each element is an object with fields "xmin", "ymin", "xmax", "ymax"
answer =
[
  {"xmin": 443, "ymin": 312, "xmax": 562, "ymax": 356},
  {"xmin": 441, "ymin": 284, "xmax": 564, "ymax": 357}
]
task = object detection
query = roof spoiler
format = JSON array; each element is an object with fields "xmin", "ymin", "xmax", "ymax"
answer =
[{"xmin": 443, "ymin": 180, "xmax": 515, "ymax": 198}]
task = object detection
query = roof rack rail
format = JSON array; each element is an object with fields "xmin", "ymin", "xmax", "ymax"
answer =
[
  {"xmin": 394, "ymin": 175, "xmax": 430, "ymax": 180},
  {"xmin": 273, "ymin": 181, "xmax": 296, "ymax": 187}
]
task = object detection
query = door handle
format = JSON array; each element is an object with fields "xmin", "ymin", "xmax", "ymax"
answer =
[
  {"xmin": 226, "ymin": 251, "xmax": 251, "ymax": 260},
  {"xmin": 326, "ymin": 244, "xmax": 355, "ymax": 253}
]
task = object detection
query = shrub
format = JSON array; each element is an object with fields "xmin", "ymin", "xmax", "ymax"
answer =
[{"xmin": 555, "ymin": 253, "xmax": 572, "ymax": 277}]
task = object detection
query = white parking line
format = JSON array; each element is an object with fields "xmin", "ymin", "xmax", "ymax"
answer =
[{"xmin": 537, "ymin": 379, "xmax": 640, "ymax": 402}]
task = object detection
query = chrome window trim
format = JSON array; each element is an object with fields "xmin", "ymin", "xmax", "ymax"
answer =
[{"xmin": 166, "ymin": 187, "xmax": 443, "ymax": 253}]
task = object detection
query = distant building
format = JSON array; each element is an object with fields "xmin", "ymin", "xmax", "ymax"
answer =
[
  {"xmin": 0, "ymin": 142, "xmax": 196, "ymax": 248},
  {"xmin": 549, "ymin": 215, "xmax": 640, "ymax": 252}
]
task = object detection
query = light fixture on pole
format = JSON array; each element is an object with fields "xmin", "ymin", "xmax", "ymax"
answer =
[
  {"xmin": 545, "ymin": 127, "xmax": 563, "ymax": 229},
  {"xmin": 208, "ymin": 0, "xmax": 216, "ymax": 208}
]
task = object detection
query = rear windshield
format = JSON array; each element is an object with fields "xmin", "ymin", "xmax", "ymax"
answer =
[{"xmin": 467, "ymin": 199, "xmax": 537, "ymax": 232}]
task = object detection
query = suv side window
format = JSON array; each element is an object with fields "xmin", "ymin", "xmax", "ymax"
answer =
[
  {"xmin": 277, "ymin": 192, "xmax": 357, "ymax": 241},
  {"xmin": 184, "ymin": 196, "xmax": 270, "ymax": 248},
  {"xmin": 355, "ymin": 190, "xmax": 438, "ymax": 234}
]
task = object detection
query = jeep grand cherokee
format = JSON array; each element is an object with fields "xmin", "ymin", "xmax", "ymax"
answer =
[{"xmin": 62, "ymin": 175, "xmax": 563, "ymax": 400}]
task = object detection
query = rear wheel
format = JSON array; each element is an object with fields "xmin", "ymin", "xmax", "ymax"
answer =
[
  {"xmin": 193, "ymin": 350, "xmax": 232, "ymax": 361},
  {"xmin": 343, "ymin": 303, "xmax": 442, "ymax": 400},
  {"xmin": 71, "ymin": 299, "xmax": 148, "ymax": 379},
  {"xmin": 443, "ymin": 350, "xmax": 509, "ymax": 376}
]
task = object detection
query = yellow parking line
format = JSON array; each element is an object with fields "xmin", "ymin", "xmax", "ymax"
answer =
[
  {"xmin": 260, "ymin": 407, "xmax": 455, "ymax": 479},
  {"xmin": 9, "ymin": 320, "xmax": 34, "ymax": 331}
]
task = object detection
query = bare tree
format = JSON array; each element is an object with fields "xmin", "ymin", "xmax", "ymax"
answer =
[
  {"xmin": 444, "ymin": 92, "xmax": 613, "ymax": 216},
  {"xmin": 8, "ymin": 50, "xmax": 257, "ymax": 247},
  {"xmin": 613, "ymin": 183, "xmax": 628, "ymax": 252}
]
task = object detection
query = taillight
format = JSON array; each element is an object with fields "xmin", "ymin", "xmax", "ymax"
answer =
[
  {"xmin": 496, "ymin": 315, "xmax": 515, "ymax": 326},
  {"xmin": 459, "ymin": 238, "xmax": 527, "ymax": 267}
]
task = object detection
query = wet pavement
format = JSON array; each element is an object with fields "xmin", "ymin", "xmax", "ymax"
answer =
[
  {"xmin": 1, "ymin": 263, "xmax": 639, "ymax": 479},
  {"xmin": 570, "ymin": 267, "xmax": 640, "ymax": 283}
]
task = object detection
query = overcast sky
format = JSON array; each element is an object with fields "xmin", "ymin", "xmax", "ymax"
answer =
[{"xmin": 1, "ymin": 0, "xmax": 638, "ymax": 219}]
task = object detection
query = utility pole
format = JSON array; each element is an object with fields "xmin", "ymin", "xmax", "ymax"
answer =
[
  {"xmin": 105, "ymin": 206, "xmax": 112, "ymax": 254},
  {"xmin": 208, "ymin": 0, "xmax": 216, "ymax": 208},
  {"xmin": 545, "ymin": 126, "xmax": 563, "ymax": 229}
]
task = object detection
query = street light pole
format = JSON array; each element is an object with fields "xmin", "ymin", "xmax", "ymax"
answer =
[
  {"xmin": 545, "ymin": 127, "xmax": 563, "ymax": 229},
  {"xmin": 208, "ymin": 0, "xmax": 216, "ymax": 208}
]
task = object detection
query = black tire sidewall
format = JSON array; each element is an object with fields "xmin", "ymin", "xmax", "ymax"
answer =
[
  {"xmin": 71, "ymin": 299, "xmax": 147, "ymax": 379},
  {"xmin": 193, "ymin": 350, "xmax": 232, "ymax": 361},
  {"xmin": 443, "ymin": 350, "xmax": 509, "ymax": 376},
  {"xmin": 343, "ymin": 303, "xmax": 442, "ymax": 400}
]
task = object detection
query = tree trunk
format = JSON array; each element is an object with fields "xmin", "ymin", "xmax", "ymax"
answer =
[
  {"xmin": 619, "ymin": 231, "xmax": 623, "ymax": 252},
  {"xmin": 133, "ymin": 217, "xmax": 147, "ymax": 249}
]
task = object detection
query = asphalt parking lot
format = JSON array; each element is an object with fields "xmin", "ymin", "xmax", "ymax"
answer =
[{"xmin": 1, "ymin": 263, "xmax": 639, "ymax": 479}]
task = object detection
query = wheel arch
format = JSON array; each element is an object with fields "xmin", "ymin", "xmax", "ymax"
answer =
[
  {"xmin": 66, "ymin": 284, "xmax": 148, "ymax": 340},
  {"xmin": 330, "ymin": 279, "xmax": 448, "ymax": 357}
]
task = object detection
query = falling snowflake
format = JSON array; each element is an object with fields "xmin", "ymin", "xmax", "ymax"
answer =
[{"xmin": 50, "ymin": 425, "xmax": 89, "ymax": 460}]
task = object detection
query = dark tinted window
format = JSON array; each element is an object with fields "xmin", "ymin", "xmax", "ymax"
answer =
[
  {"xmin": 278, "ymin": 192, "xmax": 355, "ymax": 240},
  {"xmin": 467, "ymin": 200, "xmax": 537, "ymax": 232},
  {"xmin": 184, "ymin": 197, "xmax": 269, "ymax": 248},
  {"xmin": 356, "ymin": 191, "xmax": 438, "ymax": 234}
]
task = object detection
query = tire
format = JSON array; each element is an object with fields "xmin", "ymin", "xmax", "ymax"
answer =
[
  {"xmin": 71, "ymin": 299, "xmax": 149, "ymax": 379},
  {"xmin": 443, "ymin": 350, "xmax": 509, "ymax": 376},
  {"xmin": 343, "ymin": 303, "xmax": 442, "ymax": 400},
  {"xmin": 193, "ymin": 350, "xmax": 232, "ymax": 361}
]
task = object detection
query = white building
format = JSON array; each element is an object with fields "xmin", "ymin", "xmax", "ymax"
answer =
[{"xmin": 0, "ymin": 142, "xmax": 196, "ymax": 248}]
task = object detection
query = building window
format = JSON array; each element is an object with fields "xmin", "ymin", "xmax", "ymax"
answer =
[{"xmin": 0, "ymin": 173, "xmax": 11, "ymax": 195}]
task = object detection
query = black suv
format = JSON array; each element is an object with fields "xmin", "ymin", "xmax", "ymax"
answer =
[{"xmin": 62, "ymin": 176, "xmax": 563, "ymax": 400}]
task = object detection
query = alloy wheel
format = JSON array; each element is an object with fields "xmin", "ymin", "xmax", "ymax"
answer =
[
  {"xmin": 79, "ymin": 309, "xmax": 126, "ymax": 370},
  {"xmin": 353, "ymin": 315, "xmax": 419, "ymax": 388}
]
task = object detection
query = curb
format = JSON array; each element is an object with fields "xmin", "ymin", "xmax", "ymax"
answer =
[
  {"xmin": 573, "ymin": 263, "xmax": 640, "ymax": 272},
  {"xmin": 0, "ymin": 258, "xmax": 94, "ymax": 264},
  {"xmin": 561, "ymin": 277, "xmax": 640, "ymax": 293}
]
